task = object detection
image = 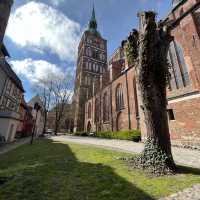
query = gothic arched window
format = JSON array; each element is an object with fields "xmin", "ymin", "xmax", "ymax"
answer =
[
  {"xmin": 116, "ymin": 84, "xmax": 124, "ymax": 111},
  {"xmin": 95, "ymin": 98, "xmax": 100, "ymax": 123},
  {"xmin": 88, "ymin": 102, "xmax": 91, "ymax": 119},
  {"xmin": 103, "ymin": 92, "xmax": 109, "ymax": 122},
  {"xmin": 168, "ymin": 41, "xmax": 190, "ymax": 90}
]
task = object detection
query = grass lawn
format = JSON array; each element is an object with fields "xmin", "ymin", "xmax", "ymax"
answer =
[{"xmin": 0, "ymin": 139, "xmax": 200, "ymax": 200}]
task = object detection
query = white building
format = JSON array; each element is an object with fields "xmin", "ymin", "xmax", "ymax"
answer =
[{"xmin": 0, "ymin": 46, "xmax": 25, "ymax": 142}]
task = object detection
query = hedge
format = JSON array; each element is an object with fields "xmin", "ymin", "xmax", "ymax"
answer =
[
  {"xmin": 73, "ymin": 130, "xmax": 141, "ymax": 142},
  {"xmin": 94, "ymin": 130, "xmax": 141, "ymax": 142}
]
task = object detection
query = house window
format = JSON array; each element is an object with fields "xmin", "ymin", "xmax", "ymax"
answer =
[
  {"xmin": 168, "ymin": 41, "xmax": 190, "ymax": 91},
  {"xmin": 6, "ymin": 80, "xmax": 12, "ymax": 94},
  {"xmin": 85, "ymin": 62, "xmax": 88, "ymax": 70},
  {"xmin": 167, "ymin": 109, "xmax": 175, "ymax": 121},
  {"xmin": 6, "ymin": 99, "xmax": 16, "ymax": 111},
  {"xmin": 103, "ymin": 92, "xmax": 109, "ymax": 122},
  {"xmin": 116, "ymin": 84, "xmax": 124, "ymax": 111},
  {"xmin": 100, "ymin": 43, "xmax": 104, "ymax": 49},
  {"xmin": 0, "ymin": 97, "xmax": 7, "ymax": 109},
  {"xmin": 88, "ymin": 103, "xmax": 92, "ymax": 119},
  {"xmin": 13, "ymin": 87, "xmax": 18, "ymax": 99}
]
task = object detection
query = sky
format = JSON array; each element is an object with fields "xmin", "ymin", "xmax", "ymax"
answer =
[{"xmin": 4, "ymin": 0, "xmax": 172, "ymax": 101}]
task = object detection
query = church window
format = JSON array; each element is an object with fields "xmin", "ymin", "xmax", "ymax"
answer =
[
  {"xmin": 94, "ymin": 63, "xmax": 96, "ymax": 72},
  {"xmin": 96, "ymin": 65, "xmax": 99, "ymax": 72},
  {"xmin": 88, "ymin": 76, "xmax": 91, "ymax": 85},
  {"xmin": 85, "ymin": 62, "xmax": 88, "ymax": 69},
  {"xmin": 168, "ymin": 41, "xmax": 190, "ymax": 91},
  {"xmin": 100, "ymin": 67, "xmax": 102, "ymax": 73},
  {"xmin": 85, "ymin": 76, "xmax": 88, "ymax": 85},
  {"xmin": 95, "ymin": 98, "xmax": 100, "ymax": 122},
  {"xmin": 103, "ymin": 92, "xmax": 109, "ymax": 122},
  {"xmin": 116, "ymin": 84, "xmax": 124, "ymax": 111},
  {"xmin": 88, "ymin": 102, "xmax": 92, "ymax": 119},
  {"xmin": 89, "ymin": 62, "xmax": 92, "ymax": 71},
  {"xmin": 89, "ymin": 49, "xmax": 92, "ymax": 56}
]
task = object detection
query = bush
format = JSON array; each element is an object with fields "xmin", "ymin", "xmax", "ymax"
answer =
[
  {"xmin": 94, "ymin": 130, "xmax": 141, "ymax": 142},
  {"xmin": 73, "ymin": 132, "xmax": 88, "ymax": 137}
]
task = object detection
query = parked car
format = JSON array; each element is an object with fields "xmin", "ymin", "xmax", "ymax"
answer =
[{"xmin": 46, "ymin": 129, "xmax": 54, "ymax": 135}]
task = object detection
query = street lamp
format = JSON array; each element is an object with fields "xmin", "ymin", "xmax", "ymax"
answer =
[{"xmin": 30, "ymin": 102, "xmax": 41, "ymax": 145}]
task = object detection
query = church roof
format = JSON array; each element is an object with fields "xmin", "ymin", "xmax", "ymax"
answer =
[
  {"xmin": 87, "ymin": 5, "xmax": 101, "ymax": 37},
  {"xmin": 172, "ymin": 0, "xmax": 186, "ymax": 8}
]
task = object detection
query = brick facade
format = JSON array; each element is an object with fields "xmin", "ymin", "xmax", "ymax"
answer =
[
  {"xmin": 73, "ymin": 7, "xmax": 107, "ymax": 132},
  {"xmin": 76, "ymin": 0, "xmax": 200, "ymax": 147}
]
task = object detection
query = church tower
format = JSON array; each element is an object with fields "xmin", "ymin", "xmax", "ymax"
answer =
[{"xmin": 73, "ymin": 6, "xmax": 107, "ymax": 132}]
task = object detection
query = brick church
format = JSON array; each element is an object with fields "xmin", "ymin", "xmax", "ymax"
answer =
[{"xmin": 73, "ymin": 0, "xmax": 200, "ymax": 147}]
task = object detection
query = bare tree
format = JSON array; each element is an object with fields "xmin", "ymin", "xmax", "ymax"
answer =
[
  {"xmin": 51, "ymin": 74, "xmax": 73, "ymax": 135},
  {"xmin": 32, "ymin": 76, "xmax": 53, "ymax": 135},
  {"xmin": 33, "ymin": 72, "xmax": 73, "ymax": 135},
  {"xmin": 124, "ymin": 11, "xmax": 175, "ymax": 175}
]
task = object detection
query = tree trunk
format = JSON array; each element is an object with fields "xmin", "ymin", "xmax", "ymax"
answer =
[
  {"xmin": 125, "ymin": 12, "xmax": 176, "ymax": 175},
  {"xmin": 42, "ymin": 110, "xmax": 47, "ymax": 135},
  {"xmin": 138, "ymin": 12, "xmax": 175, "ymax": 174}
]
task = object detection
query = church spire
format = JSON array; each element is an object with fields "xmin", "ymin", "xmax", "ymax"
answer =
[
  {"xmin": 88, "ymin": 4, "xmax": 97, "ymax": 30},
  {"xmin": 87, "ymin": 3, "xmax": 101, "ymax": 36}
]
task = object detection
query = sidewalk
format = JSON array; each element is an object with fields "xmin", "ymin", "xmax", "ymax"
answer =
[
  {"xmin": 51, "ymin": 135, "xmax": 200, "ymax": 169},
  {"xmin": 0, "ymin": 137, "xmax": 31, "ymax": 155}
]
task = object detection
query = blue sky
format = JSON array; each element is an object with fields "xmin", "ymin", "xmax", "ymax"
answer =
[{"xmin": 4, "ymin": 0, "xmax": 172, "ymax": 101}]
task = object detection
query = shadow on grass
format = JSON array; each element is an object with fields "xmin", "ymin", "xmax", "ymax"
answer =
[
  {"xmin": 0, "ymin": 139, "xmax": 155, "ymax": 200},
  {"xmin": 176, "ymin": 165, "xmax": 200, "ymax": 175}
]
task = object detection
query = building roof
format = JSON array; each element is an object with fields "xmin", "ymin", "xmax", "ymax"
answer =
[
  {"xmin": 172, "ymin": 0, "xmax": 187, "ymax": 11},
  {"xmin": 86, "ymin": 5, "xmax": 101, "ymax": 37},
  {"xmin": 28, "ymin": 95, "xmax": 43, "ymax": 109},
  {"xmin": 0, "ymin": 58, "xmax": 24, "ymax": 92},
  {"xmin": 1, "ymin": 44, "xmax": 10, "ymax": 57}
]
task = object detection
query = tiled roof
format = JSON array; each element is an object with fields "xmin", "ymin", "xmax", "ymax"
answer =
[{"xmin": 0, "ymin": 58, "xmax": 25, "ymax": 92}]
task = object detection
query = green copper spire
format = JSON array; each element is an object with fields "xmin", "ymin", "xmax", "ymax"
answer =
[{"xmin": 87, "ymin": 4, "xmax": 101, "ymax": 37}]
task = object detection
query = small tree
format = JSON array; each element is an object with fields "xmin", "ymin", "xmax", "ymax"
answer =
[
  {"xmin": 32, "ymin": 75, "xmax": 53, "ymax": 135},
  {"xmin": 124, "ymin": 11, "xmax": 175, "ymax": 175},
  {"xmin": 51, "ymin": 75, "xmax": 73, "ymax": 135}
]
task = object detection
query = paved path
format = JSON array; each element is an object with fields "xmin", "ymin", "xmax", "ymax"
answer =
[
  {"xmin": 159, "ymin": 184, "xmax": 200, "ymax": 200},
  {"xmin": 51, "ymin": 135, "xmax": 200, "ymax": 169},
  {"xmin": 0, "ymin": 137, "xmax": 31, "ymax": 155}
]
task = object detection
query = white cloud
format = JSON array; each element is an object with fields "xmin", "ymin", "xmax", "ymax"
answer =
[
  {"xmin": 6, "ymin": 1, "xmax": 81, "ymax": 61},
  {"xmin": 10, "ymin": 58, "xmax": 64, "ymax": 84}
]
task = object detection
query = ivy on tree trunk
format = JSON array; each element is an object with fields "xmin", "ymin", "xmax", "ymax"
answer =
[{"xmin": 123, "ymin": 11, "xmax": 176, "ymax": 175}]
